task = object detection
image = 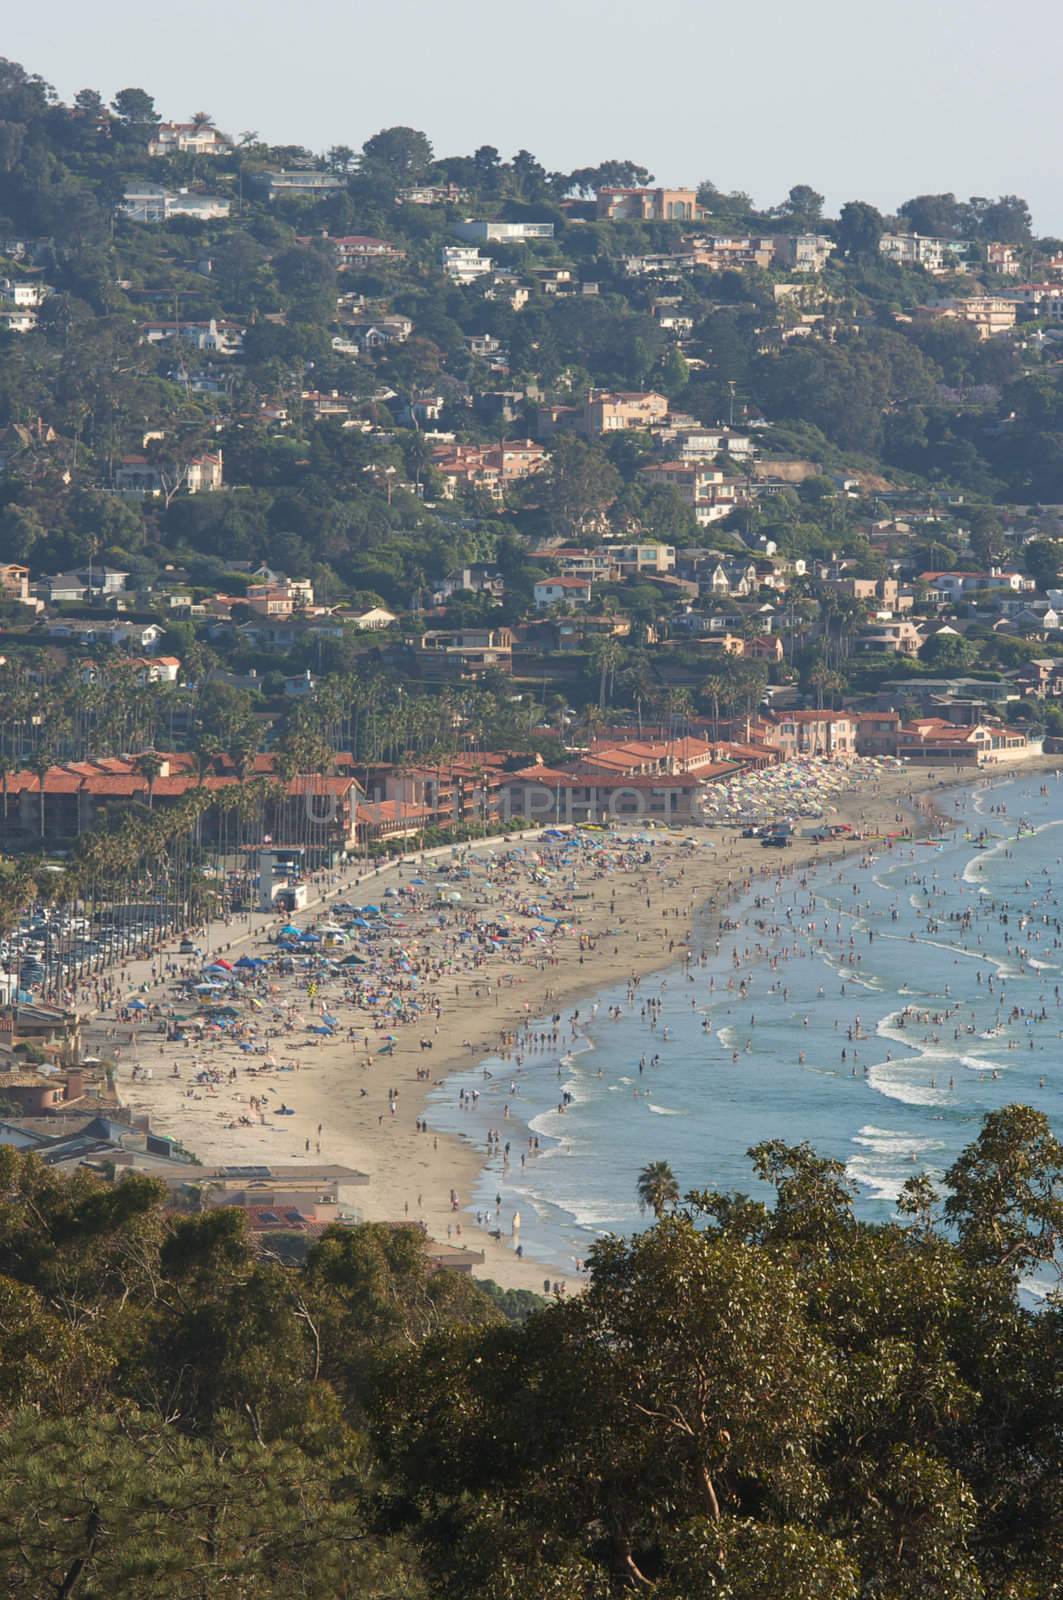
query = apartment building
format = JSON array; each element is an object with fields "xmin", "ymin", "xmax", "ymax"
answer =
[
  {"xmin": 999, "ymin": 283, "xmax": 1063, "ymax": 320},
  {"xmin": 442, "ymin": 245, "xmax": 493, "ymax": 283},
  {"xmin": 772, "ymin": 234, "xmax": 835, "ymax": 273},
  {"xmin": 681, "ymin": 236, "xmax": 775, "ymax": 272},
  {"xmin": 638, "ymin": 460, "xmax": 744, "ymax": 523},
  {"xmin": 916, "ymin": 296, "xmax": 1017, "ymax": 339},
  {"xmin": 879, "ymin": 233, "xmax": 963, "ymax": 273},
  {"xmin": 430, "ymin": 439, "xmax": 546, "ymax": 499},
  {"xmin": 582, "ymin": 389, "xmax": 670, "ymax": 435}
]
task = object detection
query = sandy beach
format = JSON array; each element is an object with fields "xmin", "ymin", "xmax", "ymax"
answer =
[{"xmin": 79, "ymin": 757, "xmax": 1049, "ymax": 1290}]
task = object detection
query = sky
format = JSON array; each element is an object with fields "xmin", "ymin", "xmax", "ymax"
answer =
[{"xmin": 7, "ymin": 0, "xmax": 1063, "ymax": 232}]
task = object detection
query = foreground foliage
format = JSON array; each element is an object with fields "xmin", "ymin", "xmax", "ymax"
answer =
[{"xmin": 0, "ymin": 1108, "xmax": 1061, "ymax": 1596}]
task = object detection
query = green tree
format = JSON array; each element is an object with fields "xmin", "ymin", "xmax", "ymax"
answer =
[
  {"xmin": 837, "ymin": 200, "xmax": 884, "ymax": 260},
  {"xmin": 920, "ymin": 632, "xmax": 976, "ymax": 670},
  {"xmin": 542, "ymin": 436, "xmax": 621, "ymax": 539},
  {"xmin": 943, "ymin": 1104, "xmax": 1063, "ymax": 1275},
  {"xmin": 361, "ymin": 125, "xmax": 433, "ymax": 185},
  {"xmin": 898, "ymin": 192, "xmax": 964, "ymax": 238},
  {"xmin": 776, "ymin": 184, "xmax": 825, "ymax": 229},
  {"xmin": 1023, "ymin": 537, "xmax": 1063, "ymax": 591}
]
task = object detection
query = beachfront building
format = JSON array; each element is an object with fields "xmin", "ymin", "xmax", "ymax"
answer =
[
  {"xmin": 762, "ymin": 711, "xmax": 858, "ymax": 759},
  {"xmin": 498, "ymin": 737, "xmax": 744, "ymax": 825},
  {"xmin": 0, "ymin": 756, "xmax": 364, "ymax": 856},
  {"xmin": 896, "ymin": 720, "xmax": 1039, "ymax": 765}
]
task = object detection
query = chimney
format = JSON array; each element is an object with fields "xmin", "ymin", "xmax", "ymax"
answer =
[{"xmin": 64, "ymin": 1068, "xmax": 84, "ymax": 1100}]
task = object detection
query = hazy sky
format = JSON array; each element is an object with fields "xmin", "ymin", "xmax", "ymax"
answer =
[{"xmin": 8, "ymin": 0, "xmax": 1063, "ymax": 230}]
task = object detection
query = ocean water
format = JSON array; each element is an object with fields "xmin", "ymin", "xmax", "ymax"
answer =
[{"xmin": 428, "ymin": 771, "xmax": 1063, "ymax": 1288}]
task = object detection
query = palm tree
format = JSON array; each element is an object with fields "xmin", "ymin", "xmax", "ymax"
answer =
[
  {"xmin": 702, "ymin": 674, "xmax": 727, "ymax": 744},
  {"xmin": 135, "ymin": 751, "xmax": 164, "ymax": 810},
  {"xmin": 0, "ymin": 754, "xmax": 12, "ymax": 833},
  {"xmin": 636, "ymin": 1160, "xmax": 680, "ymax": 1219},
  {"xmin": 29, "ymin": 750, "xmax": 54, "ymax": 843}
]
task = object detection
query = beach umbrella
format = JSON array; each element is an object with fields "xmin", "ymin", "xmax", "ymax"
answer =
[{"xmin": 212, "ymin": 958, "xmax": 234, "ymax": 970}]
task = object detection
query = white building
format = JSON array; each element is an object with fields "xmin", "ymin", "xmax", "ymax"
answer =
[
  {"xmin": 0, "ymin": 278, "xmax": 50, "ymax": 307},
  {"xmin": 114, "ymin": 450, "xmax": 223, "ymax": 497},
  {"xmin": 346, "ymin": 607, "xmax": 398, "ymax": 630},
  {"xmin": 879, "ymin": 234, "xmax": 968, "ymax": 274},
  {"xmin": 1000, "ymin": 283, "xmax": 1063, "ymax": 320},
  {"xmin": 674, "ymin": 427, "xmax": 756, "ymax": 461},
  {"xmin": 149, "ymin": 122, "xmax": 228, "ymax": 157},
  {"xmin": 120, "ymin": 185, "xmax": 230, "ymax": 222},
  {"xmin": 256, "ymin": 171, "xmax": 347, "ymax": 201},
  {"xmin": 453, "ymin": 220, "xmax": 555, "ymax": 243},
  {"xmin": 0, "ymin": 306, "xmax": 39, "ymax": 333},
  {"xmin": 442, "ymin": 245, "xmax": 493, "ymax": 284},
  {"xmin": 141, "ymin": 317, "xmax": 244, "ymax": 355}
]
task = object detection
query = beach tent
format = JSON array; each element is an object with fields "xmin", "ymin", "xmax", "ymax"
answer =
[
  {"xmin": 211, "ymin": 958, "xmax": 234, "ymax": 970},
  {"xmin": 128, "ymin": 998, "xmax": 147, "ymax": 1010}
]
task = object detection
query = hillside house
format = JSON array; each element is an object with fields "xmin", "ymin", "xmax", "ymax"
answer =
[
  {"xmin": 533, "ymin": 576, "xmax": 594, "ymax": 610},
  {"xmin": 120, "ymin": 185, "xmax": 230, "ymax": 222},
  {"xmin": 148, "ymin": 122, "xmax": 228, "ymax": 157},
  {"xmin": 596, "ymin": 188, "xmax": 701, "ymax": 222}
]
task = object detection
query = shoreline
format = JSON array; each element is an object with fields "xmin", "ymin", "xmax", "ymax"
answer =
[{"xmin": 87, "ymin": 757, "xmax": 1054, "ymax": 1291}]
